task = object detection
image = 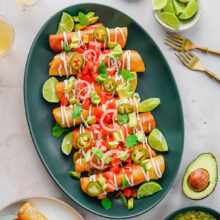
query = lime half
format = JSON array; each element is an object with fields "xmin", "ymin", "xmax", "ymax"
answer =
[
  {"xmin": 138, "ymin": 98, "xmax": 160, "ymax": 113},
  {"xmin": 137, "ymin": 181, "xmax": 162, "ymax": 199},
  {"xmin": 153, "ymin": 0, "xmax": 168, "ymax": 11},
  {"xmin": 158, "ymin": 12, "xmax": 180, "ymax": 30},
  {"xmin": 61, "ymin": 131, "xmax": 73, "ymax": 156},
  {"xmin": 179, "ymin": 0, "xmax": 197, "ymax": 20},
  {"xmin": 148, "ymin": 128, "xmax": 168, "ymax": 152},
  {"xmin": 57, "ymin": 12, "xmax": 74, "ymax": 34},
  {"xmin": 42, "ymin": 77, "xmax": 59, "ymax": 103}
]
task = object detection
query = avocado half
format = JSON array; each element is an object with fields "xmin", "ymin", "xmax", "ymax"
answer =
[{"xmin": 182, "ymin": 153, "xmax": 218, "ymax": 200}]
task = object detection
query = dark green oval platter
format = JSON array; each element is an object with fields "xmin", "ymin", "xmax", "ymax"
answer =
[
  {"xmin": 165, "ymin": 206, "xmax": 220, "ymax": 220},
  {"xmin": 24, "ymin": 3, "xmax": 184, "ymax": 219}
]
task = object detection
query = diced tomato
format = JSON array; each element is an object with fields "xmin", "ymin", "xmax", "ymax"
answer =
[
  {"xmin": 90, "ymin": 124, "xmax": 102, "ymax": 134},
  {"xmin": 81, "ymin": 98, "xmax": 91, "ymax": 110},
  {"xmin": 84, "ymin": 23, "xmax": 103, "ymax": 30},
  {"xmin": 81, "ymin": 74, "xmax": 91, "ymax": 82},
  {"xmin": 60, "ymin": 97, "xmax": 68, "ymax": 106},
  {"xmin": 102, "ymin": 140, "xmax": 109, "ymax": 149},
  {"xmin": 123, "ymin": 189, "xmax": 131, "ymax": 197},
  {"xmin": 94, "ymin": 108, "xmax": 104, "ymax": 122},
  {"xmin": 107, "ymin": 102, "xmax": 116, "ymax": 110},
  {"xmin": 73, "ymin": 48, "xmax": 85, "ymax": 54},
  {"xmin": 106, "ymin": 182, "xmax": 116, "ymax": 192},
  {"xmin": 82, "ymin": 62, "xmax": 90, "ymax": 75},
  {"xmin": 88, "ymin": 41, "xmax": 101, "ymax": 57},
  {"xmin": 123, "ymin": 163, "xmax": 132, "ymax": 170},
  {"xmin": 104, "ymin": 114, "xmax": 112, "ymax": 123},
  {"xmin": 107, "ymin": 66, "xmax": 116, "ymax": 76},
  {"xmin": 110, "ymin": 164, "xmax": 120, "ymax": 174},
  {"xmin": 111, "ymin": 157, "xmax": 121, "ymax": 166},
  {"xmin": 103, "ymin": 171, "xmax": 114, "ymax": 180},
  {"xmin": 98, "ymin": 193, "xmax": 107, "ymax": 200}
]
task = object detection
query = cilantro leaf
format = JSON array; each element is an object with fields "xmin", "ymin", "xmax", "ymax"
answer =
[
  {"xmin": 97, "ymin": 61, "xmax": 107, "ymax": 76},
  {"xmin": 78, "ymin": 12, "xmax": 89, "ymax": 26},
  {"xmin": 117, "ymin": 114, "xmax": 129, "ymax": 125},
  {"xmin": 122, "ymin": 179, "xmax": 128, "ymax": 190},
  {"xmin": 52, "ymin": 123, "xmax": 69, "ymax": 138},
  {"xmin": 118, "ymin": 70, "xmax": 136, "ymax": 81},
  {"xmin": 125, "ymin": 135, "xmax": 138, "ymax": 148},
  {"xmin": 62, "ymin": 42, "xmax": 72, "ymax": 52},
  {"xmin": 72, "ymin": 104, "xmax": 82, "ymax": 119}
]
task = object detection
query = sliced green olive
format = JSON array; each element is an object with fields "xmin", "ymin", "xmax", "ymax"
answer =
[
  {"xmin": 131, "ymin": 147, "xmax": 146, "ymax": 164},
  {"xmin": 103, "ymin": 78, "xmax": 116, "ymax": 93},
  {"xmin": 86, "ymin": 181, "xmax": 102, "ymax": 197},
  {"xmin": 117, "ymin": 103, "xmax": 133, "ymax": 115},
  {"xmin": 93, "ymin": 25, "xmax": 108, "ymax": 41},
  {"xmin": 76, "ymin": 133, "xmax": 92, "ymax": 149},
  {"xmin": 70, "ymin": 54, "xmax": 84, "ymax": 70}
]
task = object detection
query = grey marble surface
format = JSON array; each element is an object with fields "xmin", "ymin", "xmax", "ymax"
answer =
[{"xmin": 0, "ymin": 0, "xmax": 219, "ymax": 219}]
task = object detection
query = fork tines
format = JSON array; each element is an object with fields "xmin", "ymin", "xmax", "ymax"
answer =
[
  {"xmin": 165, "ymin": 32, "xmax": 184, "ymax": 51},
  {"xmin": 175, "ymin": 50, "xmax": 195, "ymax": 67}
]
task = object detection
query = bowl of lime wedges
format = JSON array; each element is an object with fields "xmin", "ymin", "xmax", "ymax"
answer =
[{"xmin": 152, "ymin": 0, "xmax": 202, "ymax": 32}]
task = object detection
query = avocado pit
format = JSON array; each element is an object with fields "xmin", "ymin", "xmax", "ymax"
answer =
[{"xmin": 187, "ymin": 168, "xmax": 209, "ymax": 192}]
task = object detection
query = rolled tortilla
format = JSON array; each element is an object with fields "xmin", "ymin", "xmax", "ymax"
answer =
[
  {"xmin": 53, "ymin": 97, "xmax": 141, "ymax": 128},
  {"xmin": 72, "ymin": 112, "xmax": 155, "ymax": 149},
  {"xmin": 17, "ymin": 202, "xmax": 47, "ymax": 220},
  {"xmin": 49, "ymin": 50, "xmax": 145, "ymax": 76},
  {"xmin": 55, "ymin": 73, "xmax": 137, "ymax": 100},
  {"xmin": 80, "ymin": 155, "xmax": 165, "ymax": 196},
  {"xmin": 49, "ymin": 27, "xmax": 128, "ymax": 52},
  {"xmin": 74, "ymin": 143, "xmax": 157, "ymax": 172}
]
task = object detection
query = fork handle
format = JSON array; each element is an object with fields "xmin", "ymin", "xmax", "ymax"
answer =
[
  {"xmin": 203, "ymin": 70, "xmax": 220, "ymax": 83},
  {"xmin": 197, "ymin": 47, "xmax": 220, "ymax": 56}
]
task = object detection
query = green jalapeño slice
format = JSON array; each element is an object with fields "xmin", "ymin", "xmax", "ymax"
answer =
[
  {"xmin": 93, "ymin": 25, "xmax": 108, "ymax": 41},
  {"xmin": 76, "ymin": 133, "xmax": 92, "ymax": 149},
  {"xmin": 117, "ymin": 103, "xmax": 133, "ymax": 115},
  {"xmin": 131, "ymin": 147, "xmax": 146, "ymax": 164},
  {"xmin": 86, "ymin": 181, "xmax": 102, "ymax": 197},
  {"xmin": 103, "ymin": 78, "xmax": 116, "ymax": 93},
  {"xmin": 70, "ymin": 54, "xmax": 84, "ymax": 70}
]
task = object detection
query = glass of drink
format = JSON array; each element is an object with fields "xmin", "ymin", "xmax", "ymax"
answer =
[
  {"xmin": 0, "ymin": 16, "xmax": 15, "ymax": 57},
  {"xmin": 15, "ymin": 0, "xmax": 38, "ymax": 6}
]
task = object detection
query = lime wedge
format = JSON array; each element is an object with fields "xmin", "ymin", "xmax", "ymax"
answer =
[
  {"xmin": 42, "ymin": 77, "xmax": 59, "ymax": 103},
  {"xmin": 148, "ymin": 128, "xmax": 168, "ymax": 152},
  {"xmin": 163, "ymin": 0, "xmax": 175, "ymax": 14},
  {"xmin": 137, "ymin": 181, "xmax": 162, "ymax": 199},
  {"xmin": 153, "ymin": 0, "xmax": 168, "ymax": 11},
  {"xmin": 138, "ymin": 98, "xmax": 160, "ymax": 113},
  {"xmin": 158, "ymin": 12, "xmax": 180, "ymax": 30},
  {"xmin": 179, "ymin": 0, "xmax": 197, "ymax": 20},
  {"xmin": 172, "ymin": 0, "xmax": 186, "ymax": 16},
  {"xmin": 61, "ymin": 131, "xmax": 73, "ymax": 156},
  {"xmin": 57, "ymin": 12, "xmax": 74, "ymax": 34}
]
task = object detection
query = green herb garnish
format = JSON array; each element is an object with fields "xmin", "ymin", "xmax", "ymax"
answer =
[
  {"xmin": 125, "ymin": 135, "xmax": 138, "ymax": 148},
  {"xmin": 118, "ymin": 70, "xmax": 136, "ymax": 81},
  {"xmin": 101, "ymin": 198, "xmax": 112, "ymax": 210},
  {"xmin": 52, "ymin": 123, "xmax": 69, "ymax": 138}
]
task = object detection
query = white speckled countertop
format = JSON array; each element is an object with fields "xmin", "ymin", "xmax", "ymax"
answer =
[{"xmin": 0, "ymin": 0, "xmax": 219, "ymax": 219}]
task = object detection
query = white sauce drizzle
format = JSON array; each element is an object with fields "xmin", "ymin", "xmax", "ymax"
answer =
[
  {"xmin": 60, "ymin": 52, "xmax": 69, "ymax": 76},
  {"xmin": 113, "ymin": 173, "xmax": 118, "ymax": 190},
  {"xmin": 58, "ymin": 65, "xmax": 62, "ymax": 77},
  {"xmin": 61, "ymin": 106, "xmax": 65, "ymax": 125},
  {"xmin": 115, "ymin": 27, "xmax": 126, "ymax": 42},
  {"xmin": 89, "ymin": 174, "xmax": 96, "ymax": 181},
  {"xmin": 89, "ymin": 104, "xmax": 92, "ymax": 118},
  {"xmin": 122, "ymin": 168, "xmax": 134, "ymax": 186},
  {"xmin": 140, "ymin": 167, "xmax": 150, "ymax": 181},
  {"xmin": 63, "ymin": 106, "xmax": 70, "ymax": 127},
  {"xmin": 145, "ymin": 137, "xmax": 161, "ymax": 178},
  {"xmin": 148, "ymin": 123, "xmax": 151, "ymax": 132},
  {"xmin": 122, "ymin": 50, "xmax": 131, "ymax": 71}
]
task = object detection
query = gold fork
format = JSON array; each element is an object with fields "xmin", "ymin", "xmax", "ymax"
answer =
[
  {"xmin": 175, "ymin": 50, "xmax": 220, "ymax": 83},
  {"xmin": 165, "ymin": 32, "xmax": 220, "ymax": 56}
]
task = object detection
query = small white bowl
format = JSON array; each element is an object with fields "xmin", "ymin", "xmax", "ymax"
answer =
[{"xmin": 153, "ymin": 0, "xmax": 202, "ymax": 32}]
